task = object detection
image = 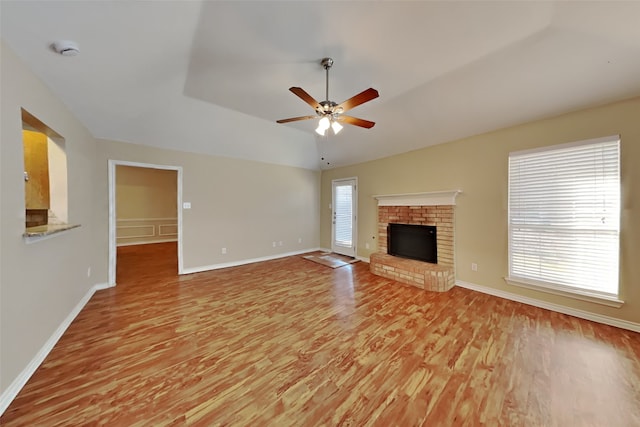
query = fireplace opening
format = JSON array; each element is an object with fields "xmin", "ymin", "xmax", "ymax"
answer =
[{"xmin": 387, "ymin": 223, "xmax": 437, "ymax": 264}]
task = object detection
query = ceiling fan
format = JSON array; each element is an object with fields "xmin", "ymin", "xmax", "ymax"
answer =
[{"xmin": 277, "ymin": 58, "xmax": 379, "ymax": 136}]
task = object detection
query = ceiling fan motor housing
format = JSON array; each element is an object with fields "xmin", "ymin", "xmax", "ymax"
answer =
[
  {"xmin": 321, "ymin": 57, "xmax": 334, "ymax": 69},
  {"xmin": 317, "ymin": 100, "xmax": 340, "ymax": 116}
]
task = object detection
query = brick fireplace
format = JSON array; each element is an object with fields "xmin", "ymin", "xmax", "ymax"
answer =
[
  {"xmin": 377, "ymin": 205, "xmax": 454, "ymax": 267},
  {"xmin": 370, "ymin": 191, "xmax": 460, "ymax": 292}
]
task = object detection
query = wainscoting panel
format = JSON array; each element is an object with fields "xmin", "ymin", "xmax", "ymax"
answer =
[{"xmin": 116, "ymin": 218, "xmax": 177, "ymax": 246}]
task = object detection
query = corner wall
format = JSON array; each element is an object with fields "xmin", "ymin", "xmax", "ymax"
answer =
[
  {"xmin": 1, "ymin": 42, "xmax": 99, "ymax": 394},
  {"xmin": 320, "ymin": 97, "xmax": 640, "ymax": 325}
]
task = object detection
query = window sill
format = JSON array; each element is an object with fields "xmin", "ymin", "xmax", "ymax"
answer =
[
  {"xmin": 504, "ymin": 276, "xmax": 624, "ymax": 308},
  {"xmin": 24, "ymin": 223, "xmax": 81, "ymax": 244}
]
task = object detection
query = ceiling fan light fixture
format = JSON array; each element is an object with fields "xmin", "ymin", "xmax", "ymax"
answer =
[
  {"xmin": 319, "ymin": 116, "xmax": 330, "ymax": 128},
  {"xmin": 277, "ymin": 57, "xmax": 379, "ymax": 134},
  {"xmin": 316, "ymin": 116, "xmax": 330, "ymax": 135}
]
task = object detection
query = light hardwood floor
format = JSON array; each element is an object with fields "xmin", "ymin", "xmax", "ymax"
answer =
[{"xmin": 2, "ymin": 243, "xmax": 639, "ymax": 426}]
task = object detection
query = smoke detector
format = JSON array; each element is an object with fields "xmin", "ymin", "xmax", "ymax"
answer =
[{"xmin": 51, "ymin": 40, "xmax": 80, "ymax": 56}]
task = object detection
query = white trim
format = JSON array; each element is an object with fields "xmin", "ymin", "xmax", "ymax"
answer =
[
  {"xmin": 509, "ymin": 134, "xmax": 619, "ymax": 157},
  {"xmin": 331, "ymin": 177, "xmax": 358, "ymax": 257},
  {"xmin": 356, "ymin": 255, "xmax": 370, "ymax": 263},
  {"xmin": 182, "ymin": 248, "xmax": 320, "ymax": 275},
  {"xmin": 373, "ymin": 190, "xmax": 462, "ymax": 206},
  {"xmin": 456, "ymin": 280, "xmax": 640, "ymax": 333},
  {"xmin": 117, "ymin": 217, "xmax": 177, "ymax": 222},
  {"xmin": 158, "ymin": 224, "xmax": 178, "ymax": 236},
  {"xmin": 94, "ymin": 282, "xmax": 115, "ymax": 291},
  {"xmin": 0, "ymin": 282, "xmax": 109, "ymax": 416},
  {"xmin": 108, "ymin": 160, "xmax": 183, "ymax": 286},
  {"xmin": 116, "ymin": 225, "xmax": 155, "ymax": 239},
  {"xmin": 116, "ymin": 238, "xmax": 178, "ymax": 247},
  {"xmin": 505, "ymin": 276, "xmax": 624, "ymax": 308}
]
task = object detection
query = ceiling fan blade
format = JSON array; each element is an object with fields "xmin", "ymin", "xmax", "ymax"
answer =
[
  {"xmin": 289, "ymin": 87, "xmax": 321, "ymax": 110},
  {"xmin": 276, "ymin": 115, "xmax": 317, "ymax": 124},
  {"xmin": 339, "ymin": 115, "xmax": 376, "ymax": 129},
  {"xmin": 336, "ymin": 88, "xmax": 379, "ymax": 113}
]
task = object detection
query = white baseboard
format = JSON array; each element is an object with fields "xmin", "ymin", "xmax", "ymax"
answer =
[
  {"xmin": 456, "ymin": 280, "xmax": 640, "ymax": 333},
  {"xmin": 0, "ymin": 282, "xmax": 107, "ymax": 416},
  {"xmin": 94, "ymin": 282, "xmax": 115, "ymax": 291},
  {"xmin": 116, "ymin": 238, "xmax": 178, "ymax": 247},
  {"xmin": 181, "ymin": 248, "xmax": 321, "ymax": 275},
  {"xmin": 356, "ymin": 255, "xmax": 370, "ymax": 263}
]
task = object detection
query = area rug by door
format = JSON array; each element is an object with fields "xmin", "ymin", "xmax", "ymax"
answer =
[{"xmin": 302, "ymin": 251, "xmax": 359, "ymax": 269}]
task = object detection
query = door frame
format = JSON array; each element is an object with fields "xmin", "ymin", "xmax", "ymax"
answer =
[
  {"xmin": 331, "ymin": 177, "xmax": 358, "ymax": 257},
  {"xmin": 108, "ymin": 160, "xmax": 184, "ymax": 286}
]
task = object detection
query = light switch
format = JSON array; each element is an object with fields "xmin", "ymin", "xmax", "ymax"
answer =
[{"xmin": 183, "ymin": 202, "xmax": 191, "ymax": 209}]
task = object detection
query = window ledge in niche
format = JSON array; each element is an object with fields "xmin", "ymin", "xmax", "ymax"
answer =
[
  {"xmin": 504, "ymin": 276, "xmax": 624, "ymax": 308},
  {"xmin": 24, "ymin": 223, "xmax": 81, "ymax": 244}
]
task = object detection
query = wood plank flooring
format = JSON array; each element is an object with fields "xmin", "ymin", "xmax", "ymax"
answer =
[{"xmin": 2, "ymin": 242, "xmax": 639, "ymax": 426}]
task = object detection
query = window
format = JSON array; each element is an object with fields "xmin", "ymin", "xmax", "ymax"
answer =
[{"xmin": 507, "ymin": 136, "xmax": 621, "ymax": 305}]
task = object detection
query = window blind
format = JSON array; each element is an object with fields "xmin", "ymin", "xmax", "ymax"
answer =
[
  {"xmin": 508, "ymin": 136, "xmax": 620, "ymax": 296},
  {"xmin": 335, "ymin": 185, "xmax": 353, "ymax": 246}
]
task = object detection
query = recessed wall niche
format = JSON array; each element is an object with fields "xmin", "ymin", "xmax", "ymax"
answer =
[{"xmin": 22, "ymin": 109, "xmax": 68, "ymax": 229}]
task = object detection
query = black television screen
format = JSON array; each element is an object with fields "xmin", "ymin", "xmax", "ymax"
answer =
[{"xmin": 387, "ymin": 223, "xmax": 437, "ymax": 263}]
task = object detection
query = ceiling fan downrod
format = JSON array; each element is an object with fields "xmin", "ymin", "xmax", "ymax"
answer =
[
  {"xmin": 321, "ymin": 57, "xmax": 333, "ymax": 103},
  {"xmin": 319, "ymin": 58, "xmax": 339, "ymax": 116}
]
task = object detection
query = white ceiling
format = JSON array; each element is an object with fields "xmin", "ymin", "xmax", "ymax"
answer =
[{"xmin": 2, "ymin": 1, "xmax": 640, "ymax": 170}]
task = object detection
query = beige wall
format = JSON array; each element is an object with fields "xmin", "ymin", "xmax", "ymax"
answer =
[
  {"xmin": 116, "ymin": 166, "xmax": 178, "ymax": 245},
  {"xmin": 2, "ymin": 31, "xmax": 637, "ymax": 410},
  {"xmin": 1, "ymin": 40, "xmax": 321, "ymax": 401},
  {"xmin": 95, "ymin": 139, "xmax": 321, "ymax": 275},
  {"xmin": 116, "ymin": 166, "xmax": 177, "ymax": 219},
  {"xmin": 1, "ymin": 42, "xmax": 99, "ymax": 392},
  {"xmin": 321, "ymin": 97, "xmax": 640, "ymax": 325}
]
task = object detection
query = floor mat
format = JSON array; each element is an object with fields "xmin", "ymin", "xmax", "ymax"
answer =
[{"xmin": 302, "ymin": 251, "xmax": 359, "ymax": 269}]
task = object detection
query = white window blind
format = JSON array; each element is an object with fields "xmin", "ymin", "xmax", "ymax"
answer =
[
  {"xmin": 335, "ymin": 185, "xmax": 353, "ymax": 246},
  {"xmin": 508, "ymin": 136, "xmax": 620, "ymax": 296}
]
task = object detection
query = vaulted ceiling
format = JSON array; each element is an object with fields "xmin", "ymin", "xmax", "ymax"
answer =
[{"xmin": 2, "ymin": 1, "xmax": 640, "ymax": 170}]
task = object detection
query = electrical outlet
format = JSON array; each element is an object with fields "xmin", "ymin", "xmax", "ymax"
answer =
[
  {"xmin": 272, "ymin": 241, "xmax": 276, "ymax": 248},
  {"xmin": 221, "ymin": 247, "xmax": 227, "ymax": 254},
  {"xmin": 298, "ymin": 238, "xmax": 302, "ymax": 244},
  {"xmin": 471, "ymin": 263, "xmax": 478, "ymax": 271},
  {"xmin": 87, "ymin": 267, "xmax": 91, "ymax": 278},
  {"xmin": 365, "ymin": 243, "xmax": 370, "ymax": 249},
  {"xmin": 278, "ymin": 241, "xmax": 283, "ymax": 246}
]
